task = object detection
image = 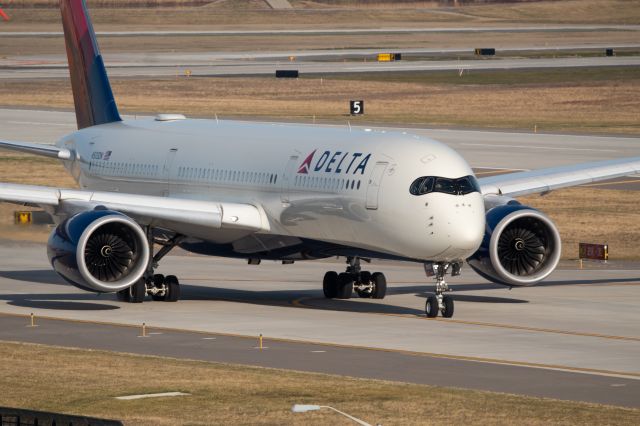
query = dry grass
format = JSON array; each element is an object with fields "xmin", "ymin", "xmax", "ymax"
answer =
[
  {"xmin": 0, "ymin": 72, "xmax": 639, "ymax": 134},
  {"xmin": 1, "ymin": 341, "xmax": 639, "ymax": 425},
  {"xmin": 0, "ymin": 152, "xmax": 75, "ymax": 242},
  {"xmin": 521, "ymin": 188, "xmax": 640, "ymax": 260},
  {"xmin": 1, "ymin": 0, "xmax": 639, "ymax": 32}
]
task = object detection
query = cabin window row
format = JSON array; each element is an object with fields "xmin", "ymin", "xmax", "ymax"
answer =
[
  {"xmin": 89, "ymin": 161, "xmax": 159, "ymax": 177},
  {"xmin": 294, "ymin": 175, "xmax": 361, "ymax": 191},
  {"xmin": 177, "ymin": 167, "xmax": 278, "ymax": 185}
]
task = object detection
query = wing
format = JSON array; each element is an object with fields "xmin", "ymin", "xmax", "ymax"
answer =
[
  {"xmin": 479, "ymin": 157, "xmax": 640, "ymax": 198},
  {"xmin": 0, "ymin": 182, "xmax": 269, "ymax": 235},
  {"xmin": 0, "ymin": 140, "xmax": 73, "ymax": 160}
]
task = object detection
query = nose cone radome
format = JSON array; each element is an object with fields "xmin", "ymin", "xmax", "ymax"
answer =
[{"xmin": 448, "ymin": 193, "xmax": 485, "ymax": 254}]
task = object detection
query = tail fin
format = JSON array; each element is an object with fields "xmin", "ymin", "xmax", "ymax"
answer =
[{"xmin": 60, "ymin": 0, "xmax": 121, "ymax": 130}]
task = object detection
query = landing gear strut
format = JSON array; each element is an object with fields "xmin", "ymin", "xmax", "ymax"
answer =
[
  {"xmin": 323, "ymin": 257, "xmax": 387, "ymax": 300},
  {"xmin": 424, "ymin": 261, "xmax": 461, "ymax": 318},
  {"xmin": 116, "ymin": 230, "xmax": 184, "ymax": 303}
]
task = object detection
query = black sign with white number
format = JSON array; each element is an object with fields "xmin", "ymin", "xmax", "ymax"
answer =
[{"xmin": 350, "ymin": 100, "xmax": 364, "ymax": 115}]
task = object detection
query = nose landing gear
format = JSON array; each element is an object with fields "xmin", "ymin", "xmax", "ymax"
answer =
[
  {"xmin": 424, "ymin": 261, "xmax": 461, "ymax": 318},
  {"xmin": 322, "ymin": 257, "xmax": 387, "ymax": 300}
]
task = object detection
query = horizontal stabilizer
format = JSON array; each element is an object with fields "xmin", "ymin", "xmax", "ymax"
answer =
[{"xmin": 0, "ymin": 140, "xmax": 72, "ymax": 160}]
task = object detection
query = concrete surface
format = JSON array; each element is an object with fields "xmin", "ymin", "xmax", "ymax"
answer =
[{"xmin": 2, "ymin": 56, "xmax": 638, "ymax": 80}]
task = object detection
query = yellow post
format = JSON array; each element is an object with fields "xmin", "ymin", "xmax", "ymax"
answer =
[
  {"xmin": 142, "ymin": 322, "xmax": 147, "ymax": 337},
  {"xmin": 579, "ymin": 259, "xmax": 583, "ymax": 269},
  {"xmin": 259, "ymin": 334, "xmax": 263, "ymax": 351},
  {"xmin": 30, "ymin": 312, "xmax": 35, "ymax": 327}
]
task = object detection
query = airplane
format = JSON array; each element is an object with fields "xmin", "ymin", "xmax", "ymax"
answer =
[{"xmin": 1, "ymin": 0, "xmax": 640, "ymax": 319}]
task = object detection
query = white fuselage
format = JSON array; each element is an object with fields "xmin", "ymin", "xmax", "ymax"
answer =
[{"xmin": 56, "ymin": 118, "xmax": 485, "ymax": 262}]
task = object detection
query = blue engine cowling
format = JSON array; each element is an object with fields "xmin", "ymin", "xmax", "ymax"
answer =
[
  {"xmin": 467, "ymin": 204, "xmax": 561, "ymax": 287},
  {"xmin": 47, "ymin": 210, "xmax": 149, "ymax": 293}
]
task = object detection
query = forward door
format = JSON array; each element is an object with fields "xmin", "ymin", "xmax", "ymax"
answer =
[{"xmin": 366, "ymin": 162, "xmax": 388, "ymax": 210}]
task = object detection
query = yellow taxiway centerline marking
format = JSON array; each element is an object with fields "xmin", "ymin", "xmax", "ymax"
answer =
[
  {"xmin": 290, "ymin": 297, "xmax": 640, "ymax": 342},
  {"xmin": 2, "ymin": 312, "xmax": 639, "ymax": 380}
]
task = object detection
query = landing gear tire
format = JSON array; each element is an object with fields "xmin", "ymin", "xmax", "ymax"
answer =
[
  {"xmin": 323, "ymin": 271, "xmax": 339, "ymax": 299},
  {"xmin": 371, "ymin": 272, "xmax": 387, "ymax": 299},
  {"xmin": 129, "ymin": 278, "xmax": 146, "ymax": 303},
  {"xmin": 164, "ymin": 275, "xmax": 180, "ymax": 302},
  {"xmin": 425, "ymin": 295, "xmax": 439, "ymax": 318},
  {"xmin": 151, "ymin": 274, "xmax": 166, "ymax": 301},
  {"xmin": 336, "ymin": 273, "xmax": 353, "ymax": 299},
  {"xmin": 441, "ymin": 295, "xmax": 454, "ymax": 318}
]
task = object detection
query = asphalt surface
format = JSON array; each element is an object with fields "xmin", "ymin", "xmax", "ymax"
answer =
[
  {"xmin": 2, "ymin": 313, "xmax": 639, "ymax": 408},
  {"xmin": 2, "ymin": 56, "xmax": 638, "ymax": 79}
]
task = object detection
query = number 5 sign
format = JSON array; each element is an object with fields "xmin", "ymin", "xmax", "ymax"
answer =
[{"xmin": 350, "ymin": 100, "xmax": 364, "ymax": 115}]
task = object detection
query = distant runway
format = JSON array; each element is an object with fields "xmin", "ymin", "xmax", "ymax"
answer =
[
  {"xmin": 1, "ymin": 56, "xmax": 638, "ymax": 79},
  {"xmin": 2, "ymin": 24, "xmax": 639, "ymax": 37},
  {"xmin": 4, "ymin": 43, "xmax": 639, "ymax": 67}
]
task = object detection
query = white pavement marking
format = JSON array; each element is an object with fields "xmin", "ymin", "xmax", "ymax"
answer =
[
  {"xmin": 115, "ymin": 392, "xmax": 190, "ymax": 400},
  {"xmin": 202, "ymin": 337, "xmax": 217, "ymax": 340}
]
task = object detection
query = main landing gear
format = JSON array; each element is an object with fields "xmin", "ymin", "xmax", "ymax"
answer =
[
  {"xmin": 116, "ymin": 230, "xmax": 184, "ymax": 303},
  {"xmin": 424, "ymin": 261, "xmax": 461, "ymax": 318},
  {"xmin": 322, "ymin": 257, "xmax": 387, "ymax": 300}
]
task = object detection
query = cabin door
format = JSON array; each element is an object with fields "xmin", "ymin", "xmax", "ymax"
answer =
[
  {"xmin": 163, "ymin": 148, "xmax": 178, "ymax": 196},
  {"xmin": 281, "ymin": 154, "xmax": 299, "ymax": 204},
  {"xmin": 366, "ymin": 162, "xmax": 388, "ymax": 210}
]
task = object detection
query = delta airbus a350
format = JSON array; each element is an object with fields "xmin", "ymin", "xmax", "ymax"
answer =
[{"xmin": 1, "ymin": 0, "xmax": 639, "ymax": 318}]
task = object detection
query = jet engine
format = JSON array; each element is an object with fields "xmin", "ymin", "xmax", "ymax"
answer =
[
  {"xmin": 467, "ymin": 204, "xmax": 561, "ymax": 287},
  {"xmin": 47, "ymin": 210, "xmax": 149, "ymax": 292}
]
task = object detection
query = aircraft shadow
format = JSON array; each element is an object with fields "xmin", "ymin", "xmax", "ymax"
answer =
[
  {"xmin": 0, "ymin": 271, "xmax": 635, "ymax": 314},
  {"xmin": 0, "ymin": 269, "xmax": 67, "ymax": 286},
  {"xmin": 0, "ymin": 293, "xmax": 120, "ymax": 311}
]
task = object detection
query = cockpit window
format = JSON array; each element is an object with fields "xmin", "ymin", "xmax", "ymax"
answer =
[{"xmin": 410, "ymin": 175, "xmax": 480, "ymax": 196}]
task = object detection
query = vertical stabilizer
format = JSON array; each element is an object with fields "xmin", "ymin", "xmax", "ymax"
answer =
[{"xmin": 60, "ymin": 0, "xmax": 121, "ymax": 130}]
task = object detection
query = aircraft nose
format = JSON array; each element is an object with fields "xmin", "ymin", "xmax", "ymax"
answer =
[{"xmin": 448, "ymin": 197, "xmax": 485, "ymax": 251}]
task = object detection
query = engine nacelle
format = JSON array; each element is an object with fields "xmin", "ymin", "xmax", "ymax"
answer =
[
  {"xmin": 467, "ymin": 205, "xmax": 561, "ymax": 287},
  {"xmin": 47, "ymin": 210, "xmax": 149, "ymax": 293}
]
